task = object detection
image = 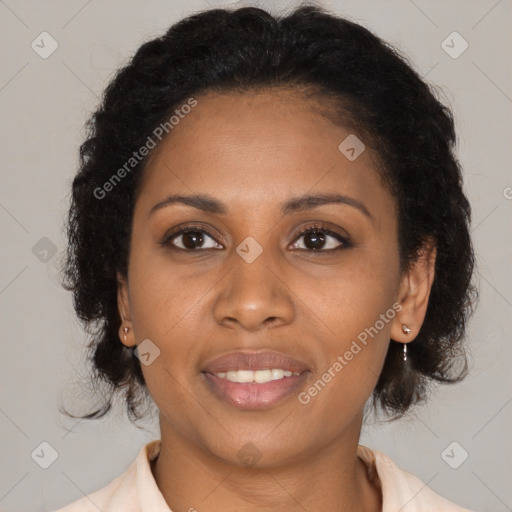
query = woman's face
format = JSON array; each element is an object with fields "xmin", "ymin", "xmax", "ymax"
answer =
[{"xmin": 118, "ymin": 88, "xmax": 422, "ymax": 466}]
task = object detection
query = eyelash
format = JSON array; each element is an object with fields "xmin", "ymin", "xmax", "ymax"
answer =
[
  {"xmin": 293, "ymin": 224, "xmax": 352, "ymax": 251},
  {"xmin": 161, "ymin": 223, "xmax": 352, "ymax": 253}
]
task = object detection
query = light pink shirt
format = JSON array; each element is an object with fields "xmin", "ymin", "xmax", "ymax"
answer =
[{"xmin": 52, "ymin": 440, "xmax": 474, "ymax": 511}]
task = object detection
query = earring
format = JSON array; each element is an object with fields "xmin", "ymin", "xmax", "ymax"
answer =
[
  {"xmin": 401, "ymin": 324, "xmax": 411, "ymax": 362},
  {"xmin": 123, "ymin": 326, "xmax": 129, "ymax": 342}
]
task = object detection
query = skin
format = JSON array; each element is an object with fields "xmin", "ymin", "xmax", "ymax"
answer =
[{"xmin": 117, "ymin": 88, "xmax": 436, "ymax": 512}]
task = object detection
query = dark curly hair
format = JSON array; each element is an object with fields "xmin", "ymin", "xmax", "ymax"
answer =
[{"xmin": 60, "ymin": 4, "xmax": 477, "ymax": 425}]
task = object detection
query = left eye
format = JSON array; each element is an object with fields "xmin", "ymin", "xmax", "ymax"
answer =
[{"xmin": 290, "ymin": 226, "xmax": 350, "ymax": 251}]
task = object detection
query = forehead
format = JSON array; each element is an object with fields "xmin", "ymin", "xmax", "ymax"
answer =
[{"xmin": 137, "ymin": 88, "xmax": 391, "ymax": 216}]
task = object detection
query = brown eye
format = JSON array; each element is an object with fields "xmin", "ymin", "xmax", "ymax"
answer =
[
  {"xmin": 163, "ymin": 226, "xmax": 223, "ymax": 251},
  {"xmin": 291, "ymin": 225, "xmax": 352, "ymax": 251}
]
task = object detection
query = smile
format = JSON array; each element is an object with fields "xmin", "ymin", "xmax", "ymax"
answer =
[
  {"xmin": 203, "ymin": 370, "xmax": 309, "ymax": 410},
  {"xmin": 213, "ymin": 368, "xmax": 301, "ymax": 384}
]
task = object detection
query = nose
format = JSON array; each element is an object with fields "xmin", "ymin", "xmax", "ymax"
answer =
[{"xmin": 212, "ymin": 249, "xmax": 295, "ymax": 332}]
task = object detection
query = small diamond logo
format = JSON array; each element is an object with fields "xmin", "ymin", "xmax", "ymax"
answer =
[
  {"xmin": 237, "ymin": 442, "xmax": 262, "ymax": 467},
  {"xmin": 32, "ymin": 237, "xmax": 58, "ymax": 263},
  {"xmin": 441, "ymin": 32, "xmax": 468, "ymax": 59},
  {"xmin": 236, "ymin": 236, "xmax": 263, "ymax": 263},
  {"xmin": 31, "ymin": 441, "xmax": 59, "ymax": 469},
  {"xmin": 134, "ymin": 339, "xmax": 161, "ymax": 366},
  {"xmin": 31, "ymin": 32, "xmax": 59, "ymax": 59},
  {"xmin": 338, "ymin": 134, "xmax": 365, "ymax": 161},
  {"xmin": 441, "ymin": 441, "xmax": 469, "ymax": 469}
]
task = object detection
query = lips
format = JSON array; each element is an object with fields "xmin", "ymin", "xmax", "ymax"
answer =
[
  {"xmin": 201, "ymin": 350, "xmax": 310, "ymax": 374},
  {"xmin": 201, "ymin": 350, "xmax": 311, "ymax": 410},
  {"xmin": 203, "ymin": 371, "xmax": 309, "ymax": 410}
]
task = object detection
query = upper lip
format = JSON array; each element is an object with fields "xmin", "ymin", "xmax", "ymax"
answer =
[{"xmin": 202, "ymin": 350, "xmax": 310, "ymax": 374}]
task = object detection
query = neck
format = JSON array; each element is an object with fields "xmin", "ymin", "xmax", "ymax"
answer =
[{"xmin": 151, "ymin": 414, "xmax": 382, "ymax": 512}]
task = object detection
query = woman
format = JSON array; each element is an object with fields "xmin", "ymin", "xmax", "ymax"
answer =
[{"xmin": 54, "ymin": 5, "xmax": 477, "ymax": 511}]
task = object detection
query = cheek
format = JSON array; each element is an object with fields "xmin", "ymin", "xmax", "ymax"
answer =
[
  {"xmin": 126, "ymin": 243, "xmax": 221, "ymax": 384},
  {"xmin": 125, "ymin": 255, "xmax": 206, "ymax": 406},
  {"xmin": 299, "ymin": 251, "xmax": 399, "ymax": 399},
  {"xmin": 307, "ymin": 251, "xmax": 400, "ymax": 341},
  {"xmin": 297, "ymin": 274, "xmax": 396, "ymax": 428},
  {"xmin": 127, "ymin": 239, "xmax": 204, "ymax": 337}
]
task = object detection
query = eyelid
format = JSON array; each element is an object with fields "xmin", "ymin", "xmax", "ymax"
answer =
[
  {"xmin": 160, "ymin": 223, "xmax": 224, "ymax": 249},
  {"xmin": 290, "ymin": 223, "xmax": 352, "ymax": 250},
  {"xmin": 161, "ymin": 222, "xmax": 352, "ymax": 252}
]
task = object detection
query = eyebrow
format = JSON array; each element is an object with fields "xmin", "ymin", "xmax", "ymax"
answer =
[{"xmin": 149, "ymin": 192, "xmax": 372, "ymax": 220}]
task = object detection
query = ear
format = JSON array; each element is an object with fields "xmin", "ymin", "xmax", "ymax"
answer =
[
  {"xmin": 117, "ymin": 272, "xmax": 136, "ymax": 348},
  {"xmin": 391, "ymin": 238, "xmax": 436, "ymax": 344}
]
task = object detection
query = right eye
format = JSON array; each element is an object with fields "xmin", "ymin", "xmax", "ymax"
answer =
[{"xmin": 162, "ymin": 225, "xmax": 224, "ymax": 251}]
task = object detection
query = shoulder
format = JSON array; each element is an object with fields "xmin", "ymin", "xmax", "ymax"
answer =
[
  {"xmin": 50, "ymin": 440, "xmax": 163, "ymax": 512},
  {"xmin": 51, "ymin": 465, "xmax": 135, "ymax": 512},
  {"xmin": 358, "ymin": 445, "xmax": 475, "ymax": 512}
]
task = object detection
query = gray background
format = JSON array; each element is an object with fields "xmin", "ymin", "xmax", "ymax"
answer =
[{"xmin": 0, "ymin": 0, "xmax": 511, "ymax": 511}]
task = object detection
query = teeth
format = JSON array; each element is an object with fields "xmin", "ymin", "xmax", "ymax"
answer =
[{"xmin": 214, "ymin": 369, "xmax": 300, "ymax": 384}]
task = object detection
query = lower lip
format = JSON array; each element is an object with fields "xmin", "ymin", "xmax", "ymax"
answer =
[{"xmin": 203, "ymin": 371, "xmax": 309, "ymax": 410}]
